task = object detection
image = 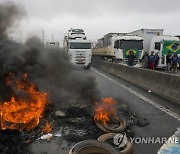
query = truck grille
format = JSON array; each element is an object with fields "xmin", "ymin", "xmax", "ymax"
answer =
[{"xmin": 76, "ymin": 58, "xmax": 85, "ymax": 64}]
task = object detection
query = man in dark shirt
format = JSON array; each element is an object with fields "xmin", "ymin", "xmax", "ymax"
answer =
[
  {"xmin": 155, "ymin": 53, "xmax": 160, "ymax": 68},
  {"xmin": 166, "ymin": 51, "xmax": 172, "ymax": 72},
  {"xmin": 127, "ymin": 50, "xmax": 136, "ymax": 67},
  {"xmin": 171, "ymin": 53, "xmax": 179, "ymax": 72}
]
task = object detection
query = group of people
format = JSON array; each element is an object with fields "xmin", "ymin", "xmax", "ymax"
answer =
[
  {"xmin": 141, "ymin": 51, "xmax": 179, "ymax": 72},
  {"xmin": 127, "ymin": 50, "xmax": 179, "ymax": 72},
  {"xmin": 127, "ymin": 50, "xmax": 160, "ymax": 69},
  {"xmin": 166, "ymin": 51, "xmax": 179, "ymax": 72},
  {"xmin": 141, "ymin": 51, "xmax": 160, "ymax": 70}
]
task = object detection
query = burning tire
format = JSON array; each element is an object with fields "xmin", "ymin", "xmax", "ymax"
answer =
[
  {"xmin": 93, "ymin": 97, "xmax": 126, "ymax": 133},
  {"xmin": 98, "ymin": 133, "xmax": 133, "ymax": 154},
  {"xmin": 94, "ymin": 118, "xmax": 126, "ymax": 133},
  {"xmin": 69, "ymin": 139, "xmax": 121, "ymax": 154}
]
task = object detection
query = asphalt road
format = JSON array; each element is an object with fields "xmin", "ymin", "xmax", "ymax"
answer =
[
  {"xmin": 29, "ymin": 66, "xmax": 180, "ymax": 154},
  {"xmin": 89, "ymin": 67, "xmax": 180, "ymax": 154}
]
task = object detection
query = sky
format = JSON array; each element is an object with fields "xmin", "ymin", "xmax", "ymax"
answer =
[{"xmin": 2, "ymin": 0, "xmax": 180, "ymax": 42}]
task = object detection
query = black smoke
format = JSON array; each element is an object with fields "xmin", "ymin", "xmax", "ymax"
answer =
[
  {"xmin": 0, "ymin": 1, "xmax": 100, "ymax": 104},
  {"xmin": 0, "ymin": 1, "xmax": 25, "ymax": 40}
]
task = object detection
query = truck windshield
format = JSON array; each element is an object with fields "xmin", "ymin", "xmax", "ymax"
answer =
[
  {"xmin": 70, "ymin": 42, "xmax": 91, "ymax": 49},
  {"xmin": 71, "ymin": 33, "xmax": 85, "ymax": 35},
  {"xmin": 71, "ymin": 29, "xmax": 84, "ymax": 33},
  {"xmin": 115, "ymin": 40, "xmax": 143, "ymax": 50}
]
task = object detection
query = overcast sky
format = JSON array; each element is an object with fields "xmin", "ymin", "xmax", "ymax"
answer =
[{"xmin": 3, "ymin": 0, "xmax": 180, "ymax": 42}]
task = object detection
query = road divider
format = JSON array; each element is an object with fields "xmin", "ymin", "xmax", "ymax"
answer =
[{"xmin": 92, "ymin": 60, "xmax": 180, "ymax": 105}]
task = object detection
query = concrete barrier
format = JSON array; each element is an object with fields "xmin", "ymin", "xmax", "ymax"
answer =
[{"xmin": 92, "ymin": 60, "xmax": 180, "ymax": 104}]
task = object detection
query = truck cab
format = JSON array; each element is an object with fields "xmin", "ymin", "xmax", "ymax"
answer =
[
  {"xmin": 65, "ymin": 39, "xmax": 92, "ymax": 68},
  {"xmin": 149, "ymin": 36, "xmax": 180, "ymax": 67},
  {"xmin": 64, "ymin": 28, "xmax": 92, "ymax": 68},
  {"xmin": 113, "ymin": 36, "xmax": 143, "ymax": 65},
  {"xmin": 68, "ymin": 28, "xmax": 86, "ymax": 40}
]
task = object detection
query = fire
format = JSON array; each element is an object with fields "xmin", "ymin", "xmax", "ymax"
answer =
[
  {"xmin": 43, "ymin": 121, "xmax": 52, "ymax": 133},
  {"xmin": 94, "ymin": 97, "xmax": 119, "ymax": 125},
  {"xmin": 0, "ymin": 73, "xmax": 47, "ymax": 131}
]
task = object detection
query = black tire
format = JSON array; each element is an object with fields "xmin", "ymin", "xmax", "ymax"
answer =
[
  {"xmin": 94, "ymin": 118, "xmax": 126, "ymax": 133},
  {"xmin": 98, "ymin": 133, "xmax": 133, "ymax": 154},
  {"xmin": 69, "ymin": 139, "xmax": 121, "ymax": 154}
]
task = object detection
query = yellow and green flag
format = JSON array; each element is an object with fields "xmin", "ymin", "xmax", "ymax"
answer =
[
  {"xmin": 162, "ymin": 40, "xmax": 180, "ymax": 55},
  {"xmin": 123, "ymin": 48, "xmax": 139, "ymax": 58}
]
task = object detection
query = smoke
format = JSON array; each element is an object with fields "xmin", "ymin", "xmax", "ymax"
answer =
[
  {"xmin": 0, "ymin": 1, "xmax": 25, "ymax": 39},
  {"xmin": 0, "ymin": 2, "xmax": 100, "ymax": 104}
]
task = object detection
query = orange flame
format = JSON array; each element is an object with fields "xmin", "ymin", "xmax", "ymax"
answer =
[
  {"xmin": 94, "ymin": 97, "xmax": 119, "ymax": 125},
  {"xmin": 43, "ymin": 121, "xmax": 52, "ymax": 133},
  {"xmin": 0, "ymin": 73, "xmax": 47, "ymax": 131}
]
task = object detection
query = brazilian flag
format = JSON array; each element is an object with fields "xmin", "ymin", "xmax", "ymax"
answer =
[
  {"xmin": 123, "ymin": 48, "xmax": 139, "ymax": 58},
  {"xmin": 162, "ymin": 40, "xmax": 180, "ymax": 55}
]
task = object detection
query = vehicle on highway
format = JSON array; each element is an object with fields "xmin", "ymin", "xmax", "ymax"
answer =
[
  {"xmin": 63, "ymin": 28, "xmax": 92, "ymax": 68},
  {"xmin": 67, "ymin": 28, "xmax": 86, "ymax": 40},
  {"xmin": 128, "ymin": 29, "xmax": 180, "ymax": 68},
  {"xmin": 149, "ymin": 36, "xmax": 180, "ymax": 67},
  {"xmin": 92, "ymin": 33, "xmax": 143, "ymax": 66}
]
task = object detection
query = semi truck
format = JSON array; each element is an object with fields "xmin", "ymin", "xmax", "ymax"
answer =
[
  {"xmin": 63, "ymin": 28, "xmax": 92, "ymax": 68},
  {"xmin": 67, "ymin": 28, "xmax": 86, "ymax": 40},
  {"xmin": 149, "ymin": 36, "xmax": 180, "ymax": 67},
  {"xmin": 92, "ymin": 33, "xmax": 143, "ymax": 66},
  {"xmin": 128, "ymin": 29, "xmax": 163, "ymax": 53},
  {"xmin": 128, "ymin": 29, "xmax": 180, "ymax": 67}
]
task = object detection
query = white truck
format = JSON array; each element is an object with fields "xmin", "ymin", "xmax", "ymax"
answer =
[
  {"xmin": 149, "ymin": 36, "xmax": 180, "ymax": 67},
  {"xmin": 92, "ymin": 33, "xmax": 143, "ymax": 66},
  {"xmin": 128, "ymin": 29, "xmax": 180, "ymax": 67},
  {"xmin": 64, "ymin": 28, "xmax": 92, "ymax": 68},
  {"xmin": 128, "ymin": 29, "xmax": 163, "ymax": 53},
  {"xmin": 67, "ymin": 28, "xmax": 86, "ymax": 40}
]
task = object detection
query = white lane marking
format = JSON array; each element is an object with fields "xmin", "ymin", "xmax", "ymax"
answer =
[{"xmin": 91, "ymin": 68, "xmax": 180, "ymax": 121}]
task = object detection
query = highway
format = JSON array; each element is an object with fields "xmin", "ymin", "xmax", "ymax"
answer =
[
  {"xmin": 89, "ymin": 67, "xmax": 180, "ymax": 154},
  {"xmin": 27, "ymin": 66, "xmax": 180, "ymax": 154}
]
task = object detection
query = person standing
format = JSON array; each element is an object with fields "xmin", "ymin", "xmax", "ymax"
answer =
[
  {"xmin": 127, "ymin": 50, "xmax": 136, "ymax": 67},
  {"xmin": 148, "ymin": 51, "xmax": 156, "ymax": 70},
  {"xmin": 171, "ymin": 53, "xmax": 179, "ymax": 72},
  {"xmin": 166, "ymin": 51, "xmax": 172, "ymax": 72},
  {"xmin": 155, "ymin": 53, "xmax": 160, "ymax": 68},
  {"xmin": 141, "ymin": 52, "xmax": 149, "ymax": 68}
]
